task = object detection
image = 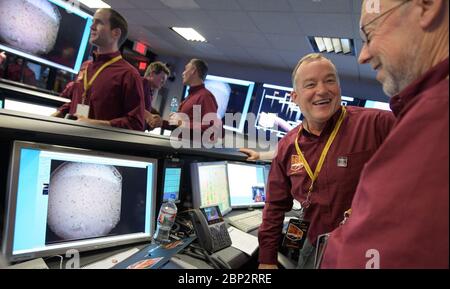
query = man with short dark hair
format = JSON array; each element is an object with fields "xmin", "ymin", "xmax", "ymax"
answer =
[
  {"xmin": 321, "ymin": 0, "xmax": 448, "ymax": 269},
  {"xmin": 143, "ymin": 61, "xmax": 170, "ymax": 130},
  {"xmin": 53, "ymin": 8, "xmax": 145, "ymax": 131},
  {"xmin": 167, "ymin": 58, "xmax": 219, "ymax": 134}
]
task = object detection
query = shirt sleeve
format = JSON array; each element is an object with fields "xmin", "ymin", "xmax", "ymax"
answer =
[
  {"xmin": 258, "ymin": 144, "xmax": 294, "ymax": 265},
  {"xmin": 109, "ymin": 71, "xmax": 145, "ymax": 131},
  {"xmin": 57, "ymin": 82, "xmax": 75, "ymax": 116}
]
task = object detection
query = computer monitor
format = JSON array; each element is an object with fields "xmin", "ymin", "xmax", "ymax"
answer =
[
  {"xmin": 253, "ymin": 83, "xmax": 302, "ymax": 138},
  {"xmin": 162, "ymin": 159, "xmax": 183, "ymax": 203},
  {"xmin": 227, "ymin": 162, "xmax": 267, "ymax": 209},
  {"xmin": 183, "ymin": 74, "xmax": 256, "ymax": 133},
  {"xmin": 364, "ymin": 100, "xmax": 391, "ymax": 111},
  {"xmin": 341, "ymin": 96, "xmax": 364, "ymax": 107},
  {"xmin": 2, "ymin": 141, "xmax": 157, "ymax": 262},
  {"xmin": 190, "ymin": 161, "xmax": 231, "ymax": 216},
  {"xmin": 0, "ymin": 0, "xmax": 93, "ymax": 74}
]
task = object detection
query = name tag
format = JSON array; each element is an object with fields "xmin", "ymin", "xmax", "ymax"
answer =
[
  {"xmin": 337, "ymin": 156, "xmax": 348, "ymax": 168},
  {"xmin": 76, "ymin": 104, "xmax": 90, "ymax": 118},
  {"xmin": 282, "ymin": 218, "xmax": 310, "ymax": 250}
]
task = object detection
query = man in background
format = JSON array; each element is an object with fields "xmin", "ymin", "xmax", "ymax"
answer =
[
  {"xmin": 166, "ymin": 59, "xmax": 220, "ymax": 138},
  {"xmin": 53, "ymin": 8, "xmax": 145, "ymax": 131},
  {"xmin": 142, "ymin": 61, "xmax": 170, "ymax": 130},
  {"xmin": 322, "ymin": 0, "xmax": 448, "ymax": 268}
]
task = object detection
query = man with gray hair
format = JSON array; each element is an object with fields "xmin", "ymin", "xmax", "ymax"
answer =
[
  {"xmin": 258, "ymin": 53, "xmax": 395, "ymax": 269},
  {"xmin": 321, "ymin": 0, "xmax": 448, "ymax": 268}
]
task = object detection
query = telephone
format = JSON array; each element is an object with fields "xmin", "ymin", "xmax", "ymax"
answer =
[{"xmin": 189, "ymin": 205, "xmax": 232, "ymax": 253}]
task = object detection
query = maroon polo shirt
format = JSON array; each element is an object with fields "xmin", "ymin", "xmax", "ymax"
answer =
[
  {"xmin": 179, "ymin": 84, "xmax": 219, "ymax": 132},
  {"xmin": 321, "ymin": 58, "xmax": 449, "ymax": 269},
  {"xmin": 58, "ymin": 51, "xmax": 145, "ymax": 131},
  {"xmin": 258, "ymin": 106, "xmax": 395, "ymax": 265}
]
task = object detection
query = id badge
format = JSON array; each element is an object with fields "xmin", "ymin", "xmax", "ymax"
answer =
[
  {"xmin": 76, "ymin": 104, "xmax": 90, "ymax": 118},
  {"xmin": 282, "ymin": 218, "xmax": 310, "ymax": 250}
]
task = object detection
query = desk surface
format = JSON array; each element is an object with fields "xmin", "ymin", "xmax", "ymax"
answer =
[{"xmin": 0, "ymin": 109, "xmax": 274, "ymax": 162}]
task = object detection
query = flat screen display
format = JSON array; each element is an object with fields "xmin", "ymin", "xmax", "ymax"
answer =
[
  {"xmin": 0, "ymin": 0, "xmax": 93, "ymax": 74},
  {"xmin": 2, "ymin": 141, "xmax": 157, "ymax": 262}
]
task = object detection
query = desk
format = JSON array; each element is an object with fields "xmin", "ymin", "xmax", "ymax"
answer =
[{"xmin": 0, "ymin": 109, "xmax": 279, "ymax": 269}]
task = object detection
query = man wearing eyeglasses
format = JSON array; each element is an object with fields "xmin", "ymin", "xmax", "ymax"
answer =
[{"xmin": 321, "ymin": 0, "xmax": 448, "ymax": 268}]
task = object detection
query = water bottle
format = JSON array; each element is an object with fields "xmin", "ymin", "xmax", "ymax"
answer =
[
  {"xmin": 170, "ymin": 97, "xmax": 179, "ymax": 113},
  {"xmin": 153, "ymin": 199, "xmax": 177, "ymax": 244}
]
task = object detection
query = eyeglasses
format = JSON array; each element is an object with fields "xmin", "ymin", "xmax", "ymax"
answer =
[{"xmin": 360, "ymin": 0, "xmax": 411, "ymax": 44}]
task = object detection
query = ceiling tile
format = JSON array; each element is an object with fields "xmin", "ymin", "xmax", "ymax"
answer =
[
  {"xmin": 296, "ymin": 13, "xmax": 354, "ymax": 38},
  {"xmin": 229, "ymin": 32, "xmax": 271, "ymax": 48},
  {"xmin": 237, "ymin": 0, "xmax": 293, "ymax": 12},
  {"xmin": 117, "ymin": 9, "xmax": 158, "ymax": 25},
  {"xmin": 249, "ymin": 12, "xmax": 304, "ymax": 35},
  {"xmin": 172, "ymin": 10, "xmax": 218, "ymax": 30},
  {"xmin": 104, "ymin": 0, "xmax": 137, "ymax": 9},
  {"xmin": 194, "ymin": 0, "xmax": 241, "ymax": 10},
  {"xmin": 206, "ymin": 11, "xmax": 260, "ymax": 33},
  {"xmin": 288, "ymin": 0, "xmax": 352, "ymax": 13},
  {"xmin": 265, "ymin": 34, "xmax": 312, "ymax": 52},
  {"xmin": 144, "ymin": 9, "xmax": 186, "ymax": 27},
  {"xmin": 126, "ymin": 0, "xmax": 168, "ymax": 9}
]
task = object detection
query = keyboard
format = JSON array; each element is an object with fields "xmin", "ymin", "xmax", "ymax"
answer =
[{"xmin": 226, "ymin": 210, "xmax": 263, "ymax": 232}]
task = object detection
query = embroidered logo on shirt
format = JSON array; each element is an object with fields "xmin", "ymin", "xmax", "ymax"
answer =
[
  {"xmin": 337, "ymin": 156, "xmax": 348, "ymax": 168},
  {"xmin": 291, "ymin": 155, "xmax": 304, "ymax": 173}
]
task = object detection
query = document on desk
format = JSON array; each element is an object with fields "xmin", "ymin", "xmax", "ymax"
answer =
[{"xmin": 227, "ymin": 227, "xmax": 258, "ymax": 256}]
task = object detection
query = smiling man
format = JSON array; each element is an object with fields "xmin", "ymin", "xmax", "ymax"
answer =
[
  {"xmin": 258, "ymin": 53, "xmax": 395, "ymax": 269},
  {"xmin": 321, "ymin": 0, "xmax": 448, "ymax": 268}
]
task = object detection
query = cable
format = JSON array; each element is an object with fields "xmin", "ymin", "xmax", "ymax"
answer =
[
  {"xmin": 44, "ymin": 255, "xmax": 64, "ymax": 269},
  {"xmin": 182, "ymin": 245, "xmax": 232, "ymax": 269}
]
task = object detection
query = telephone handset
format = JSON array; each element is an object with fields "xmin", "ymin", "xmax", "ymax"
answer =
[{"xmin": 190, "ymin": 205, "xmax": 232, "ymax": 253}]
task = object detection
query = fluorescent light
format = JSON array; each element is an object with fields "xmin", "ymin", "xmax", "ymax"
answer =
[
  {"xmin": 341, "ymin": 39, "xmax": 351, "ymax": 54},
  {"xmin": 314, "ymin": 37, "xmax": 326, "ymax": 52},
  {"xmin": 78, "ymin": 0, "xmax": 111, "ymax": 8},
  {"xmin": 171, "ymin": 27, "xmax": 206, "ymax": 42},
  {"xmin": 309, "ymin": 36, "xmax": 355, "ymax": 55},
  {"xmin": 332, "ymin": 38, "xmax": 342, "ymax": 53},
  {"xmin": 323, "ymin": 38, "xmax": 334, "ymax": 52}
]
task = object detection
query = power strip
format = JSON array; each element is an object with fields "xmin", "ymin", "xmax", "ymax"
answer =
[{"xmin": 82, "ymin": 247, "xmax": 140, "ymax": 269}]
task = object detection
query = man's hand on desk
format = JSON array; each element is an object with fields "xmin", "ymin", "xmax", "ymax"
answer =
[
  {"xmin": 239, "ymin": 148, "xmax": 261, "ymax": 161},
  {"xmin": 51, "ymin": 111, "xmax": 63, "ymax": 118},
  {"xmin": 258, "ymin": 263, "xmax": 278, "ymax": 269}
]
